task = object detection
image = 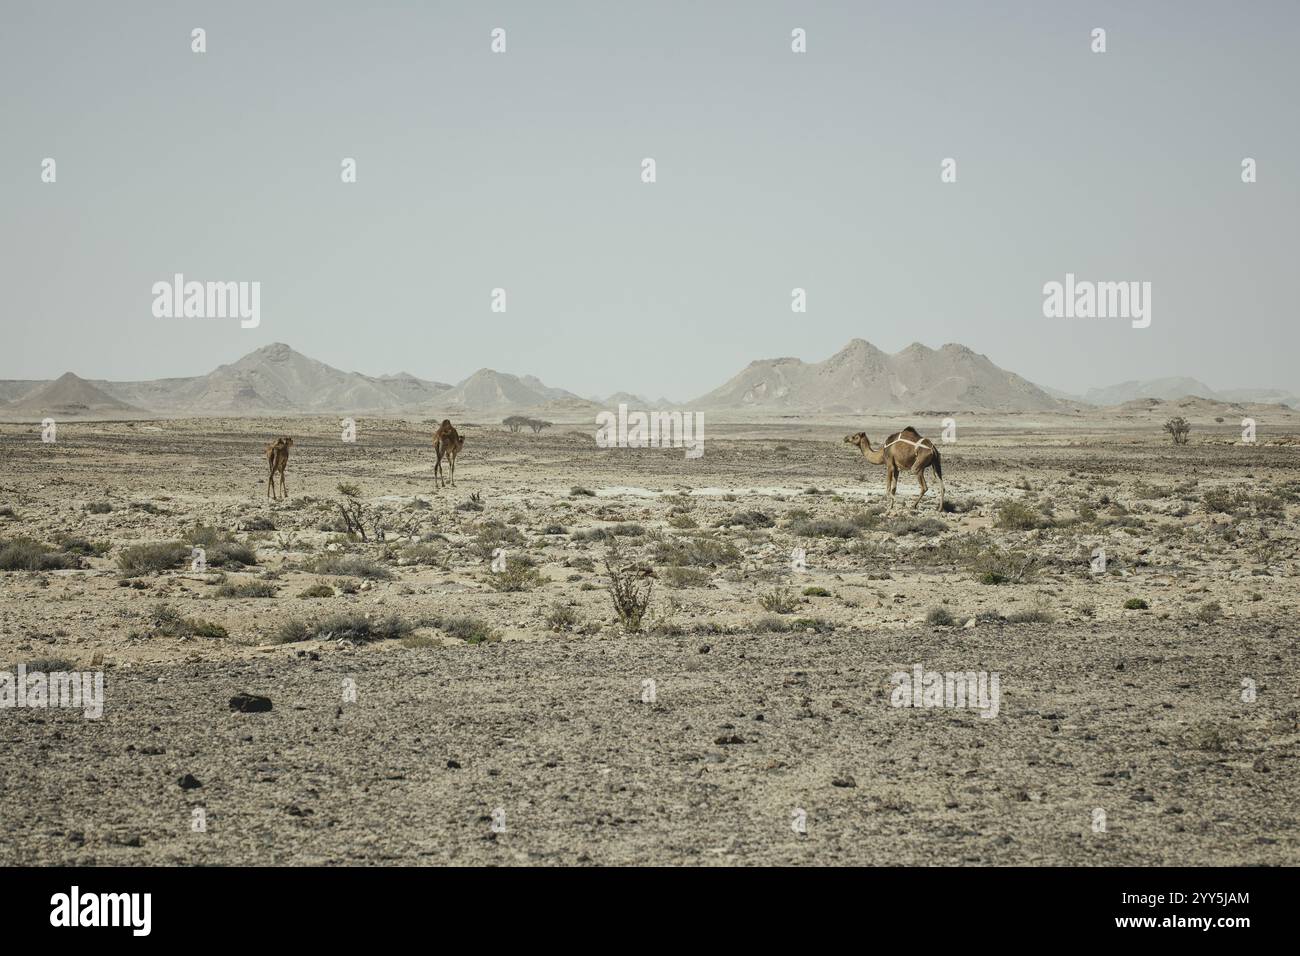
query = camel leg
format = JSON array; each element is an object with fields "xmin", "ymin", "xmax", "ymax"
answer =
[
  {"xmin": 434, "ymin": 447, "xmax": 445, "ymax": 488},
  {"xmin": 448, "ymin": 453, "xmax": 456, "ymax": 486},
  {"xmin": 267, "ymin": 471, "xmax": 274, "ymax": 499},
  {"xmin": 279, "ymin": 469, "xmax": 287, "ymax": 500},
  {"xmin": 934, "ymin": 469, "xmax": 945, "ymax": 513},
  {"xmin": 885, "ymin": 463, "xmax": 897, "ymax": 511},
  {"xmin": 912, "ymin": 465, "xmax": 927, "ymax": 510}
]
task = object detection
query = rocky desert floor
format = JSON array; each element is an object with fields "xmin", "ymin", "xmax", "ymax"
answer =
[{"xmin": 0, "ymin": 413, "xmax": 1297, "ymax": 865}]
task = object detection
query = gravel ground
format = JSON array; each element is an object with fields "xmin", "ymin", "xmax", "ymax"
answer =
[{"xmin": 2, "ymin": 621, "xmax": 1295, "ymax": 865}]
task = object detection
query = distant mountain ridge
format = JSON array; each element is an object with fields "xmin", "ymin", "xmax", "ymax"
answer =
[
  {"xmin": 0, "ymin": 343, "xmax": 583, "ymax": 418},
  {"xmin": 692, "ymin": 339, "xmax": 1066, "ymax": 413},
  {"xmin": 4, "ymin": 340, "xmax": 1295, "ymax": 419},
  {"xmin": 1072, "ymin": 378, "xmax": 1300, "ymax": 409}
]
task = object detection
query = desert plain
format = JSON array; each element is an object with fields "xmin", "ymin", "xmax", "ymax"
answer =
[{"xmin": 0, "ymin": 407, "xmax": 1297, "ymax": 865}]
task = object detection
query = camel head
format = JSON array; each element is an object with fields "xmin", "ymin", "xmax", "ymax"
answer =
[{"xmin": 843, "ymin": 432, "xmax": 869, "ymax": 451}]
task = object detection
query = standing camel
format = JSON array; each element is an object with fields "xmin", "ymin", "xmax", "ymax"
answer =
[
  {"xmin": 844, "ymin": 427, "xmax": 944, "ymax": 512},
  {"xmin": 432, "ymin": 420, "xmax": 464, "ymax": 488},
  {"xmin": 265, "ymin": 437, "xmax": 294, "ymax": 500}
]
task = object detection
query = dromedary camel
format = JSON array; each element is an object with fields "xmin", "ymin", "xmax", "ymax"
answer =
[
  {"xmin": 265, "ymin": 437, "xmax": 294, "ymax": 500},
  {"xmin": 844, "ymin": 427, "xmax": 944, "ymax": 512},
  {"xmin": 433, "ymin": 420, "xmax": 464, "ymax": 488}
]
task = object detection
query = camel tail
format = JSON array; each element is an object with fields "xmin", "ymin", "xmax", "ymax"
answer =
[{"xmin": 932, "ymin": 449, "xmax": 943, "ymax": 480}]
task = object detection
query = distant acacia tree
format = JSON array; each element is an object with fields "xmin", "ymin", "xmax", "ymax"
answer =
[
  {"xmin": 527, "ymin": 419, "xmax": 553, "ymax": 435},
  {"xmin": 502, "ymin": 415, "xmax": 530, "ymax": 433},
  {"xmin": 1163, "ymin": 417, "xmax": 1191, "ymax": 445}
]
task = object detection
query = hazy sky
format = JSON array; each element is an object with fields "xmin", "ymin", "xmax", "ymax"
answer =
[{"xmin": 3, "ymin": 1, "xmax": 1297, "ymax": 400}]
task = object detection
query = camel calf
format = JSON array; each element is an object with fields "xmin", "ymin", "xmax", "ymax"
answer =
[
  {"xmin": 844, "ymin": 427, "xmax": 944, "ymax": 512},
  {"xmin": 433, "ymin": 420, "xmax": 464, "ymax": 488},
  {"xmin": 265, "ymin": 437, "xmax": 294, "ymax": 500}
]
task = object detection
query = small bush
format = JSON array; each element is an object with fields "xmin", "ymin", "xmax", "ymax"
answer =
[
  {"xmin": 1124, "ymin": 598, "xmax": 1149, "ymax": 610},
  {"xmin": 662, "ymin": 566, "xmax": 711, "ymax": 588},
  {"xmin": 1194, "ymin": 600, "xmax": 1223, "ymax": 623},
  {"xmin": 297, "ymin": 582, "xmax": 334, "ymax": 599},
  {"xmin": 758, "ymin": 587, "xmax": 799, "ymax": 614},
  {"xmin": 0, "ymin": 538, "xmax": 83, "ymax": 571},
  {"xmin": 994, "ymin": 500, "xmax": 1048, "ymax": 531},
  {"xmin": 546, "ymin": 603, "xmax": 580, "ymax": 632},
  {"xmin": 23, "ymin": 657, "xmax": 76, "ymax": 672},
  {"xmin": 86, "ymin": 502, "xmax": 114, "ymax": 514},
  {"xmin": 151, "ymin": 604, "xmax": 229, "ymax": 639},
  {"xmin": 309, "ymin": 554, "xmax": 392, "ymax": 580},
  {"xmin": 715, "ymin": 510, "xmax": 773, "ymax": 529},
  {"xmin": 1005, "ymin": 607, "xmax": 1055, "ymax": 624},
  {"xmin": 1163, "ymin": 417, "xmax": 1191, "ymax": 445},
  {"xmin": 802, "ymin": 586, "xmax": 831, "ymax": 597},
  {"xmin": 275, "ymin": 612, "xmax": 412, "ymax": 644},
  {"xmin": 489, "ymin": 554, "xmax": 545, "ymax": 592},
  {"xmin": 605, "ymin": 551, "xmax": 653, "ymax": 632},
  {"xmin": 214, "ymin": 580, "xmax": 278, "ymax": 598},
  {"xmin": 435, "ymin": 615, "xmax": 500, "ymax": 645},
  {"xmin": 55, "ymin": 536, "xmax": 109, "ymax": 557},
  {"xmin": 471, "ymin": 521, "xmax": 525, "ymax": 559},
  {"xmin": 925, "ymin": 606, "xmax": 955, "ymax": 627},
  {"xmin": 653, "ymin": 535, "xmax": 740, "ymax": 567},
  {"xmin": 573, "ymin": 523, "xmax": 646, "ymax": 542},
  {"xmin": 116, "ymin": 541, "xmax": 190, "ymax": 575},
  {"xmin": 570, "ymin": 486, "xmax": 596, "ymax": 497},
  {"xmin": 889, "ymin": 517, "xmax": 946, "ymax": 537}
]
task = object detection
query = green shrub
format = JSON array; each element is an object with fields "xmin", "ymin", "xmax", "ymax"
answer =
[
  {"xmin": 214, "ymin": 580, "xmax": 278, "ymax": 598},
  {"xmin": 434, "ymin": 615, "xmax": 500, "ymax": 645},
  {"xmin": 275, "ymin": 612, "xmax": 412, "ymax": 644},
  {"xmin": 925, "ymin": 606, "xmax": 955, "ymax": 626},
  {"xmin": 1005, "ymin": 607, "xmax": 1055, "ymax": 624},
  {"xmin": 546, "ymin": 603, "xmax": 580, "ymax": 632},
  {"xmin": 151, "ymin": 604, "xmax": 229, "ymax": 639},
  {"xmin": 652, "ymin": 535, "xmax": 740, "ymax": 567},
  {"xmin": 1194, "ymin": 600, "xmax": 1223, "ymax": 622},
  {"xmin": 488, "ymin": 555, "xmax": 545, "ymax": 592},
  {"xmin": 0, "ymin": 538, "xmax": 83, "ymax": 571},
  {"xmin": 116, "ymin": 541, "xmax": 189, "ymax": 575},
  {"xmin": 715, "ymin": 510, "xmax": 773, "ymax": 529},
  {"xmin": 605, "ymin": 552, "xmax": 653, "ymax": 632},
  {"xmin": 309, "ymin": 553, "xmax": 392, "ymax": 580},
  {"xmin": 758, "ymin": 587, "xmax": 798, "ymax": 614},
  {"xmin": 994, "ymin": 500, "xmax": 1048, "ymax": 530},
  {"xmin": 1124, "ymin": 598, "xmax": 1149, "ymax": 610},
  {"xmin": 662, "ymin": 566, "xmax": 711, "ymax": 588}
]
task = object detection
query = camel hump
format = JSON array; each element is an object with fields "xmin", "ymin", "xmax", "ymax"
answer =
[{"xmin": 902, "ymin": 426, "xmax": 922, "ymax": 438}]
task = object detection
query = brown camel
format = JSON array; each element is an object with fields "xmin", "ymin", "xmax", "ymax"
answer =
[
  {"xmin": 844, "ymin": 427, "xmax": 944, "ymax": 512},
  {"xmin": 433, "ymin": 420, "xmax": 464, "ymax": 487},
  {"xmin": 265, "ymin": 437, "xmax": 294, "ymax": 500}
]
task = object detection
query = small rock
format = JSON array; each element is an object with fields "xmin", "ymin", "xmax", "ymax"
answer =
[
  {"xmin": 229, "ymin": 692, "xmax": 273, "ymax": 713},
  {"xmin": 832, "ymin": 776, "xmax": 857, "ymax": 788},
  {"xmin": 178, "ymin": 773, "xmax": 202, "ymax": 790}
]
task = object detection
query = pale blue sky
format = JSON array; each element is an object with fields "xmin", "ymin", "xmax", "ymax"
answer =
[{"xmin": 2, "ymin": 0, "xmax": 1296, "ymax": 400}]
